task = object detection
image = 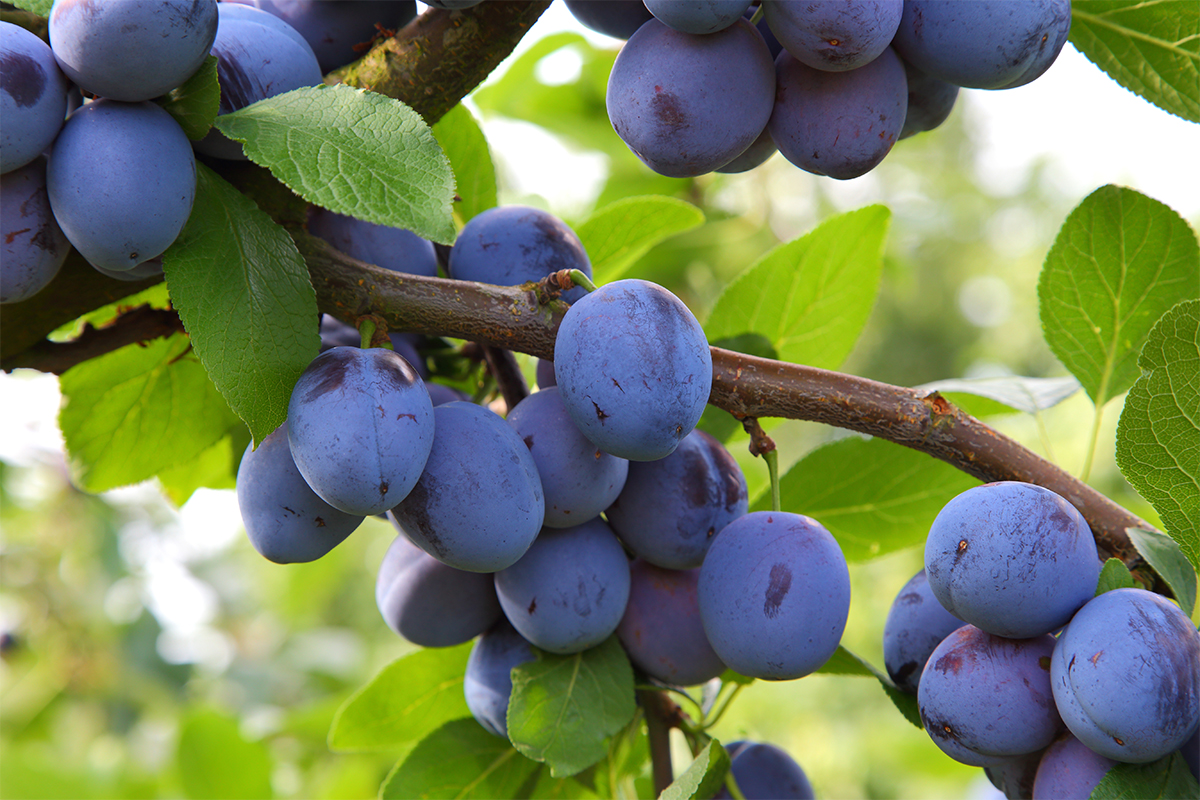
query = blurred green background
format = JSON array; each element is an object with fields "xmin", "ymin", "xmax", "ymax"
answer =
[{"xmin": 2, "ymin": 5, "xmax": 1196, "ymax": 799}]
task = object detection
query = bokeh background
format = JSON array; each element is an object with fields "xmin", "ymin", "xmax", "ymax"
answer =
[{"xmin": 2, "ymin": 3, "xmax": 1198, "ymax": 798}]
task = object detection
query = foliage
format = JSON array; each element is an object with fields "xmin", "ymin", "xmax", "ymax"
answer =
[{"xmin": 1, "ymin": 2, "xmax": 1197, "ymax": 800}]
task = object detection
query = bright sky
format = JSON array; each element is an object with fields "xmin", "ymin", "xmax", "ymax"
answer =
[{"xmin": 2, "ymin": 6, "xmax": 1197, "ymax": 657}]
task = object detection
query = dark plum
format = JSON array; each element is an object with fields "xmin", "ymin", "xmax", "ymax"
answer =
[
  {"xmin": 1031, "ymin": 734, "xmax": 1116, "ymax": 800},
  {"xmin": 714, "ymin": 741, "xmax": 815, "ymax": 799},
  {"xmin": 227, "ymin": 0, "xmax": 417, "ymax": 72},
  {"xmin": 554, "ymin": 279, "xmax": 711, "ymax": 462},
  {"xmin": 605, "ymin": 429, "xmax": 747, "ymax": 570},
  {"xmin": 698, "ymin": 511, "xmax": 849, "ymax": 680},
  {"xmin": 892, "ymin": 0, "xmax": 1071, "ymax": 90},
  {"xmin": 1, "ymin": 157, "xmax": 69, "ymax": 305},
  {"xmin": 1050, "ymin": 588, "xmax": 1199, "ymax": 763},
  {"xmin": 92, "ymin": 257, "xmax": 165, "ymax": 282},
  {"xmin": 287, "ymin": 346, "xmax": 434, "ymax": 516},
  {"xmin": 616, "ymin": 560, "xmax": 725, "ymax": 686},
  {"xmin": 917, "ymin": 625, "xmax": 1061, "ymax": 767},
  {"xmin": 985, "ymin": 749, "xmax": 1045, "ymax": 800},
  {"xmin": 49, "ymin": 0, "xmax": 218, "ymax": 102},
  {"xmin": 235, "ymin": 421, "xmax": 364, "ymax": 563},
  {"xmin": 899, "ymin": 58, "xmax": 959, "ymax": 139},
  {"xmin": 563, "ymin": 0, "xmax": 654, "ymax": 40},
  {"xmin": 308, "ymin": 207, "xmax": 438, "ymax": 277},
  {"xmin": 606, "ymin": 18, "xmax": 775, "ymax": 178},
  {"xmin": 494, "ymin": 519, "xmax": 631, "ymax": 655},
  {"xmin": 535, "ymin": 358, "xmax": 556, "ymax": 389},
  {"xmin": 716, "ymin": 125, "xmax": 777, "ymax": 174},
  {"xmin": 390, "ymin": 401, "xmax": 544, "ymax": 573},
  {"xmin": 375, "ymin": 532, "xmax": 502, "ymax": 647},
  {"xmin": 195, "ymin": 10, "xmax": 323, "ymax": 160},
  {"xmin": 1, "ymin": 22, "xmax": 70, "ymax": 174},
  {"xmin": 644, "ymin": 0, "xmax": 753, "ymax": 35},
  {"xmin": 47, "ymin": 100, "xmax": 196, "ymax": 272},
  {"xmin": 464, "ymin": 620, "xmax": 536, "ymax": 738},
  {"xmin": 213, "ymin": 2, "xmax": 317, "ymax": 60},
  {"xmin": 316, "ymin": 316, "xmax": 428, "ymax": 377},
  {"xmin": 762, "ymin": 0, "xmax": 902, "ymax": 72},
  {"xmin": 1182, "ymin": 725, "xmax": 1199, "ymax": 782},
  {"xmin": 924, "ymin": 482, "xmax": 1101, "ymax": 639},
  {"xmin": 882, "ymin": 568, "xmax": 966, "ymax": 694},
  {"xmin": 506, "ymin": 387, "xmax": 629, "ymax": 528},
  {"xmin": 769, "ymin": 47, "xmax": 907, "ymax": 180},
  {"xmin": 425, "ymin": 383, "xmax": 470, "ymax": 406},
  {"xmin": 447, "ymin": 206, "xmax": 592, "ymax": 304}
]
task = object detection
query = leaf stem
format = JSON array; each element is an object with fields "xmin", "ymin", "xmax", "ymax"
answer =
[
  {"xmin": 703, "ymin": 683, "xmax": 746, "ymax": 730},
  {"xmin": 1080, "ymin": 402, "xmax": 1105, "ymax": 483}
]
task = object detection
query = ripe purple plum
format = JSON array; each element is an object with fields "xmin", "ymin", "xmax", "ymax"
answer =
[
  {"xmin": 1, "ymin": 22, "xmax": 70, "ymax": 174},
  {"xmin": 1050, "ymin": 588, "xmax": 1199, "ymax": 763},
  {"xmin": 882, "ymin": 568, "xmax": 966, "ymax": 694},
  {"xmin": 554, "ymin": 279, "xmax": 712, "ymax": 462},
  {"xmin": 389, "ymin": 401, "xmax": 544, "ymax": 573},
  {"xmin": 1, "ymin": 157, "xmax": 69, "ymax": 304},
  {"xmin": 616, "ymin": 560, "xmax": 725, "ymax": 686},
  {"xmin": 917, "ymin": 625, "xmax": 1061, "ymax": 767},
  {"xmin": 606, "ymin": 18, "xmax": 775, "ymax": 177},
  {"xmin": 714, "ymin": 741, "xmax": 815, "ymax": 799},
  {"xmin": 605, "ymin": 429, "xmax": 747, "ymax": 570},
  {"xmin": 506, "ymin": 387, "xmax": 629, "ymax": 528},
  {"xmin": 892, "ymin": 0, "xmax": 1071, "ymax": 90},
  {"xmin": 563, "ymin": 0, "xmax": 654, "ymax": 40},
  {"xmin": 448, "ymin": 206, "xmax": 592, "ymax": 304},
  {"xmin": 644, "ymin": 0, "xmax": 753, "ymax": 35},
  {"xmin": 235, "ymin": 421, "xmax": 364, "ymax": 563},
  {"xmin": 464, "ymin": 620, "xmax": 536, "ymax": 738},
  {"xmin": 47, "ymin": 100, "xmax": 196, "ymax": 271},
  {"xmin": 924, "ymin": 482, "xmax": 1102, "ymax": 639},
  {"xmin": 1031, "ymin": 734, "xmax": 1117, "ymax": 800},
  {"xmin": 763, "ymin": 0, "xmax": 902, "ymax": 72},
  {"xmin": 49, "ymin": 0, "xmax": 218, "ymax": 101},
  {"xmin": 769, "ymin": 47, "xmax": 907, "ymax": 180},
  {"xmin": 308, "ymin": 207, "xmax": 438, "ymax": 278},
  {"xmin": 287, "ymin": 346, "xmax": 434, "ymax": 516},
  {"xmin": 375, "ymin": 532, "xmax": 502, "ymax": 647},
  {"xmin": 698, "ymin": 511, "xmax": 849, "ymax": 680},
  {"xmin": 494, "ymin": 519, "xmax": 631, "ymax": 655}
]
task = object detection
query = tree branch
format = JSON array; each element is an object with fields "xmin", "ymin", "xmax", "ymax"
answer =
[
  {"xmin": 1, "ymin": 305, "xmax": 184, "ymax": 375},
  {"xmin": 328, "ymin": 1, "xmax": 553, "ymax": 124}
]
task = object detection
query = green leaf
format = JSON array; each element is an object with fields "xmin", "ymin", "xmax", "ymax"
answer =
[
  {"xmin": 432, "ymin": 103, "xmax": 497, "ymax": 225},
  {"xmin": 10, "ymin": 0, "xmax": 52, "ymax": 17},
  {"xmin": 1115, "ymin": 300, "xmax": 1200, "ymax": 572},
  {"xmin": 157, "ymin": 425, "xmax": 249, "ymax": 506},
  {"xmin": 914, "ymin": 376, "xmax": 1081, "ymax": 415},
  {"xmin": 578, "ymin": 196, "xmax": 705, "ymax": 283},
  {"xmin": 661, "ymin": 740, "xmax": 730, "ymax": 800},
  {"xmin": 1070, "ymin": 0, "xmax": 1200, "ymax": 123},
  {"xmin": 751, "ymin": 437, "xmax": 978, "ymax": 561},
  {"xmin": 508, "ymin": 636, "xmax": 636, "ymax": 777},
  {"xmin": 1096, "ymin": 558, "xmax": 1138, "ymax": 595},
  {"xmin": 1089, "ymin": 752, "xmax": 1199, "ymax": 800},
  {"xmin": 177, "ymin": 708, "xmax": 274, "ymax": 800},
  {"xmin": 1039, "ymin": 185, "xmax": 1200, "ymax": 407},
  {"xmin": 527, "ymin": 768, "xmax": 602, "ymax": 800},
  {"xmin": 704, "ymin": 206, "xmax": 890, "ymax": 371},
  {"xmin": 58, "ymin": 334, "xmax": 241, "ymax": 493},
  {"xmin": 814, "ymin": 645, "xmax": 875, "ymax": 677},
  {"xmin": 328, "ymin": 643, "xmax": 472, "ymax": 752},
  {"xmin": 213, "ymin": 84, "xmax": 456, "ymax": 244},
  {"xmin": 380, "ymin": 719, "xmax": 540, "ymax": 800},
  {"xmin": 1127, "ymin": 528, "xmax": 1197, "ymax": 615},
  {"xmin": 156, "ymin": 55, "xmax": 220, "ymax": 140},
  {"xmin": 163, "ymin": 163, "xmax": 319, "ymax": 444}
]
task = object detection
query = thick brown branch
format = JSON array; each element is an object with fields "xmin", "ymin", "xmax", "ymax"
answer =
[
  {"xmin": 3, "ymin": 232, "xmax": 1152, "ymax": 567},
  {"xmin": 328, "ymin": 1, "xmax": 553, "ymax": 124},
  {"xmin": 2, "ymin": 305, "xmax": 184, "ymax": 375}
]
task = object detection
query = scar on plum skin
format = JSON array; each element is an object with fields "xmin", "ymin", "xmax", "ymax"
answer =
[{"xmin": 527, "ymin": 597, "xmax": 537, "ymax": 614}]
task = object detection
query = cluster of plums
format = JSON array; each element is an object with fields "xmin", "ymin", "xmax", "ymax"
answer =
[
  {"xmin": 881, "ymin": 481, "xmax": 1199, "ymax": 797},
  {"xmin": 1, "ymin": 0, "xmax": 419, "ymax": 303},
  {"xmin": 234, "ymin": 201, "xmax": 845, "ymax": 799},
  {"xmin": 572, "ymin": 0, "xmax": 1070, "ymax": 179}
]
